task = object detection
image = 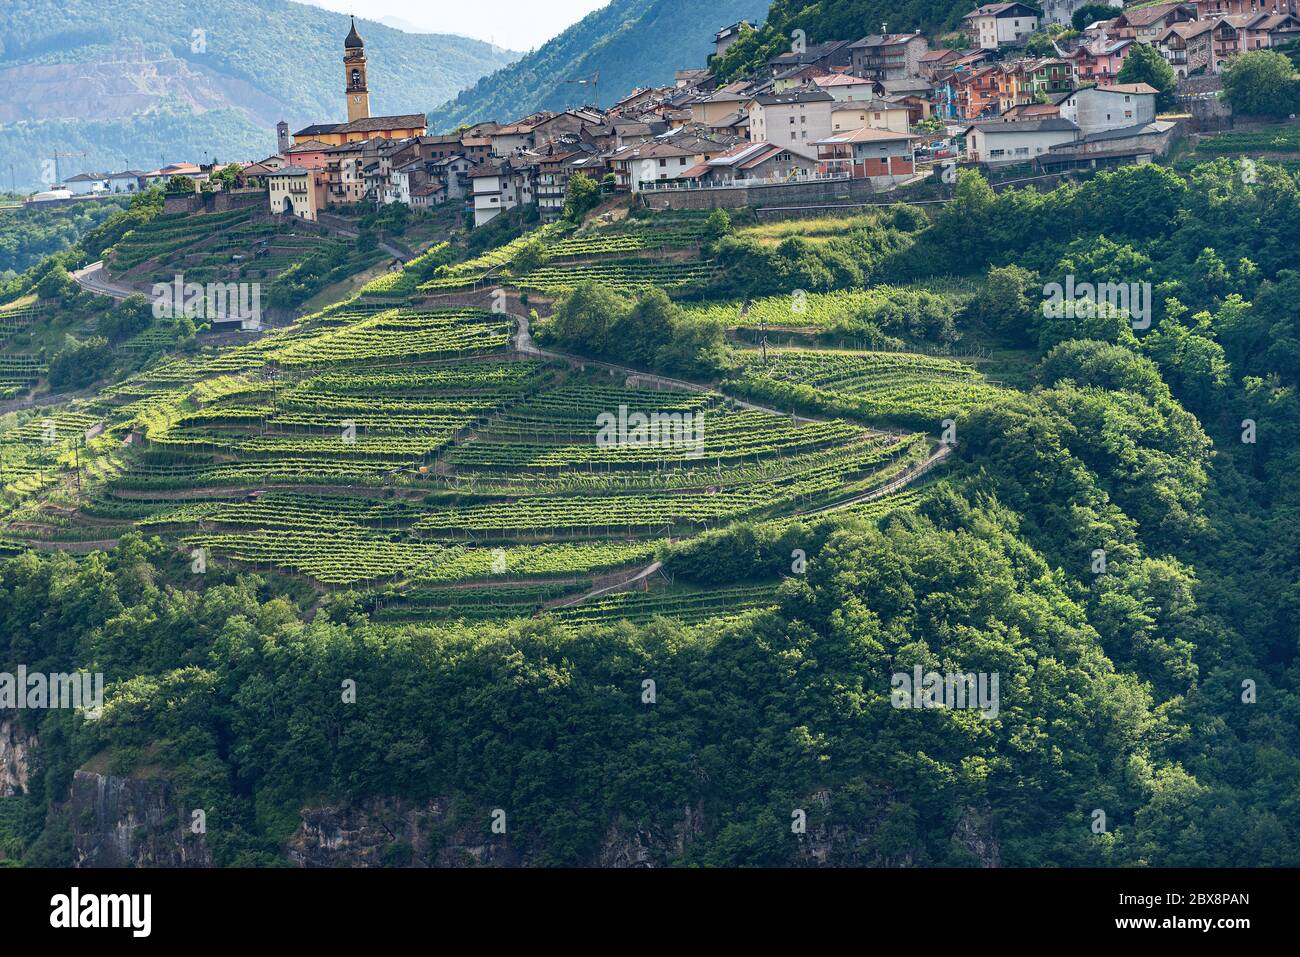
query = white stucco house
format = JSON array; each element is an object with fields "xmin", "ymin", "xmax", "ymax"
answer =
[
  {"xmin": 1058, "ymin": 84, "xmax": 1158, "ymax": 135},
  {"xmin": 963, "ymin": 3, "xmax": 1041, "ymax": 50},
  {"xmin": 963, "ymin": 117, "xmax": 1081, "ymax": 164}
]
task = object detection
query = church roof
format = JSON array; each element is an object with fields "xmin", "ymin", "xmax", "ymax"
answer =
[
  {"xmin": 292, "ymin": 123, "xmax": 342, "ymax": 137},
  {"xmin": 345, "ymin": 18, "xmax": 364, "ymax": 49},
  {"xmin": 333, "ymin": 114, "xmax": 427, "ymax": 134}
]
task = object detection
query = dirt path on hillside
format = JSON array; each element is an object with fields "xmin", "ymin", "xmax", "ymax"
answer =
[{"xmin": 512, "ymin": 311, "xmax": 871, "ymax": 428}]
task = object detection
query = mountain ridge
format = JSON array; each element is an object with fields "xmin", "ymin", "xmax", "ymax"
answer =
[
  {"xmin": 428, "ymin": 0, "xmax": 771, "ymax": 131},
  {"xmin": 0, "ymin": 0, "xmax": 519, "ymax": 189}
]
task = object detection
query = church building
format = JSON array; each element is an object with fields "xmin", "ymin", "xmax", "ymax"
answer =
[{"xmin": 289, "ymin": 18, "xmax": 427, "ymax": 147}]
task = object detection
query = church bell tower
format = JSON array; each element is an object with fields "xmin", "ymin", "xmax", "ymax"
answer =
[{"xmin": 344, "ymin": 17, "xmax": 370, "ymax": 123}]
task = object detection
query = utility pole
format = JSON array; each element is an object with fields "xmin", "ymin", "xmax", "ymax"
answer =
[
  {"xmin": 563, "ymin": 73, "xmax": 600, "ymax": 110},
  {"xmin": 47, "ymin": 150, "xmax": 87, "ymax": 186}
]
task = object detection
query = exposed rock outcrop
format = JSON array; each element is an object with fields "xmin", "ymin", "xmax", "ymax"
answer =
[
  {"xmin": 55, "ymin": 769, "xmax": 1000, "ymax": 868},
  {"xmin": 68, "ymin": 770, "xmax": 211, "ymax": 868},
  {"xmin": 791, "ymin": 790, "xmax": 1001, "ymax": 867},
  {"xmin": 0, "ymin": 718, "xmax": 35, "ymax": 797},
  {"xmin": 287, "ymin": 797, "xmax": 521, "ymax": 868},
  {"xmin": 0, "ymin": 44, "xmax": 285, "ymax": 125},
  {"xmin": 594, "ymin": 803, "xmax": 706, "ymax": 867}
]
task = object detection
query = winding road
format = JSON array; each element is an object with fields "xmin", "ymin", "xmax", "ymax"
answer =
[{"xmin": 72, "ymin": 261, "xmax": 144, "ymax": 301}]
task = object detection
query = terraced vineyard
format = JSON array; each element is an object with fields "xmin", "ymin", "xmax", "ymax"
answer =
[
  {"xmin": 0, "ymin": 301, "xmax": 39, "ymax": 339},
  {"xmin": 366, "ymin": 581, "xmax": 591, "ymax": 622},
  {"xmin": 550, "ymin": 582, "xmax": 781, "ymax": 625},
  {"xmin": 108, "ymin": 208, "xmax": 256, "ymax": 272},
  {"xmin": 0, "ymin": 298, "xmax": 46, "ymax": 397},
  {"xmin": 727, "ymin": 348, "xmax": 1007, "ymax": 430},
  {"xmin": 514, "ymin": 258, "xmax": 717, "ymax": 295},
  {"xmin": 105, "ymin": 207, "xmax": 387, "ymax": 306},
  {"xmin": 417, "ymin": 213, "xmax": 716, "ymax": 296},
  {"xmin": 0, "ymin": 354, "xmax": 43, "ymax": 399},
  {"xmin": 0, "ymin": 208, "xmax": 958, "ymax": 627},
  {"xmin": 691, "ymin": 283, "xmax": 977, "ymax": 335}
]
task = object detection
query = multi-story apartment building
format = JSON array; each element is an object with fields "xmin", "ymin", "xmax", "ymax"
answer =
[
  {"xmin": 1069, "ymin": 38, "xmax": 1134, "ymax": 85},
  {"xmin": 747, "ymin": 90, "xmax": 837, "ymax": 147},
  {"xmin": 322, "ymin": 141, "xmax": 368, "ymax": 206},
  {"xmin": 1157, "ymin": 18, "xmax": 1241, "ymax": 74},
  {"xmin": 1110, "ymin": 3, "xmax": 1197, "ymax": 42},
  {"xmin": 830, "ymin": 100, "xmax": 912, "ymax": 133},
  {"xmin": 1193, "ymin": 0, "xmax": 1297, "ymax": 16},
  {"xmin": 1024, "ymin": 59, "xmax": 1075, "ymax": 98},
  {"xmin": 849, "ymin": 33, "xmax": 930, "ymax": 81},
  {"xmin": 963, "ymin": 3, "xmax": 1041, "ymax": 49},
  {"xmin": 469, "ymin": 158, "xmax": 535, "ymax": 227}
]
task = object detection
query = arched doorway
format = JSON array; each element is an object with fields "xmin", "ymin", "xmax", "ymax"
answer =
[{"xmin": 283, "ymin": 196, "xmax": 295, "ymax": 217}]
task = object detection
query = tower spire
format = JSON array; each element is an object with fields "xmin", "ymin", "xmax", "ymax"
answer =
[
  {"xmin": 345, "ymin": 16, "xmax": 364, "ymax": 49},
  {"xmin": 344, "ymin": 15, "xmax": 369, "ymax": 122}
]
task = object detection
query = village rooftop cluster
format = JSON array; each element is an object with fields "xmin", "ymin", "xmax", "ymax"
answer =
[{"xmin": 30, "ymin": 2, "xmax": 1300, "ymax": 223}]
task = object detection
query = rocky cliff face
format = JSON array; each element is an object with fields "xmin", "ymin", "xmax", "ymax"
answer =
[
  {"xmin": 593, "ymin": 803, "xmax": 707, "ymax": 867},
  {"xmin": 0, "ymin": 718, "xmax": 35, "ymax": 797},
  {"xmin": 67, "ymin": 770, "xmax": 212, "ymax": 868},
  {"xmin": 285, "ymin": 798, "xmax": 713, "ymax": 868},
  {"xmin": 792, "ymin": 790, "xmax": 1001, "ymax": 868},
  {"xmin": 55, "ymin": 772, "xmax": 1000, "ymax": 867},
  {"xmin": 286, "ymin": 797, "xmax": 523, "ymax": 868}
]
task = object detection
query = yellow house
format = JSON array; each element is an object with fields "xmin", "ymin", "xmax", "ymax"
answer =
[{"xmin": 831, "ymin": 100, "xmax": 912, "ymax": 134}]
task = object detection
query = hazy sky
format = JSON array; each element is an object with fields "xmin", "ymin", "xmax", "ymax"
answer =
[{"xmin": 299, "ymin": 0, "xmax": 610, "ymax": 51}]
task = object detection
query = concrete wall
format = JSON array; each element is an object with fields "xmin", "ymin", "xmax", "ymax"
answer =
[
  {"xmin": 1073, "ymin": 123, "xmax": 1183, "ymax": 158},
  {"xmin": 1186, "ymin": 96, "xmax": 1234, "ymax": 130},
  {"xmin": 639, "ymin": 176, "xmax": 900, "ymax": 211},
  {"xmin": 163, "ymin": 188, "xmax": 268, "ymax": 214}
]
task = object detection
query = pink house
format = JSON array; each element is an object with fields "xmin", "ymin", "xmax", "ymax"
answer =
[
  {"xmin": 283, "ymin": 139, "xmax": 332, "ymax": 171},
  {"xmin": 1069, "ymin": 39, "xmax": 1133, "ymax": 86}
]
